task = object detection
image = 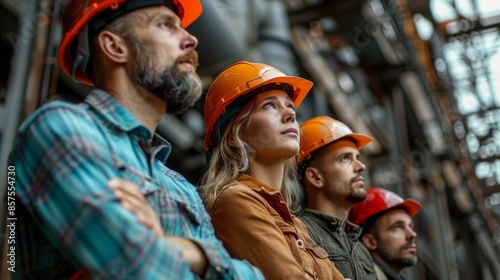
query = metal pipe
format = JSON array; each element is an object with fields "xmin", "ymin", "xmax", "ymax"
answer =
[
  {"xmin": 38, "ymin": 0, "xmax": 62, "ymax": 106},
  {"xmin": 0, "ymin": 0, "xmax": 39, "ymax": 253}
]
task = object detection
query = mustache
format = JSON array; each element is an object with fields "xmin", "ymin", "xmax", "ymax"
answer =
[
  {"xmin": 175, "ymin": 51, "xmax": 199, "ymax": 68},
  {"xmin": 350, "ymin": 175, "xmax": 362, "ymax": 184},
  {"xmin": 401, "ymin": 241, "xmax": 416, "ymax": 251}
]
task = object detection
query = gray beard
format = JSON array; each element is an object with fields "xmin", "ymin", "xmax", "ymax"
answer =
[
  {"xmin": 130, "ymin": 40, "xmax": 203, "ymax": 115},
  {"xmin": 136, "ymin": 65, "xmax": 203, "ymax": 115}
]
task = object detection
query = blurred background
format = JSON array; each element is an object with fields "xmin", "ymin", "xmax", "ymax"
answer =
[{"xmin": 1, "ymin": 0, "xmax": 500, "ymax": 279}]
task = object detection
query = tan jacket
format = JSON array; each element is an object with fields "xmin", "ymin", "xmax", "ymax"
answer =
[{"xmin": 210, "ymin": 174, "xmax": 345, "ymax": 280}]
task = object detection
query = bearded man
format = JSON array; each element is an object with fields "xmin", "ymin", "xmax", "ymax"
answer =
[
  {"xmin": 350, "ymin": 187, "xmax": 422, "ymax": 280},
  {"xmin": 9, "ymin": 1, "xmax": 263, "ymax": 279},
  {"xmin": 297, "ymin": 116, "xmax": 378, "ymax": 280}
]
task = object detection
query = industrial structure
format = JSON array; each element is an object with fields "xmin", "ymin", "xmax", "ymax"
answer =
[{"xmin": 1, "ymin": 0, "xmax": 500, "ymax": 278}]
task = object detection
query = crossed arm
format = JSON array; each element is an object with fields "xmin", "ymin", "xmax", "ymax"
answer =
[{"xmin": 109, "ymin": 179, "xmax": 208, "ymax": 275}]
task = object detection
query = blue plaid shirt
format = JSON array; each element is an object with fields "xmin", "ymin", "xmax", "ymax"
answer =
[{"xmin": 10, "ymin": 89, "xmax": 263, "ymax": 279}]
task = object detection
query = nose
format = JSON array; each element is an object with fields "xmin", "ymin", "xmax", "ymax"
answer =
[
  {"xmin": 181, "ymin": 29, "xmax": 198, "ymax": 50},
  {"xmin": 354, "ymin": 158, "xmax": 366, "ymax": 173},
  {"xmin": 282, "ymin": 106, "xmax": 296, "ymax": 124},
  {"xmin": 407, "ymin": 226, "xmax": 417, "ymax": 239}
]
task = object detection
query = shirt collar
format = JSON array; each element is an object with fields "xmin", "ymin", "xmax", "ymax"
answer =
[
  {"xmin": 85, "ymin": 89, "xmax": 144, "ymax": 133},
  {"xmin": 85, "ymin": 89, "xmax": 172, "ymax": 163},
  {"xmin": 151, "ymin": 134, "xmax": 171, "ymax": 163}
]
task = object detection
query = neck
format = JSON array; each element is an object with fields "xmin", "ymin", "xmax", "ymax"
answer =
[
  {"xmin": 374, "ymin": 256, "xmax": 404, "ymax": 276},
  {"xmin": 101, "ymin": 78, "xmax": 166, "ymax": 136},
  {"xmin": 247, "ymin": 160, "xmax": 286, "ymax": 192}
]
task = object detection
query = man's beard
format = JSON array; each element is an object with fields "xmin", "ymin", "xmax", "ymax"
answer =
[
  {"xmin": 346, "ymin": 182, "xmax": 367, "ymax": 203},
  {"xmin": 378, "ymin": 241, "xmax": 418, "ymax": 269},
  {"xmin": 131, "ymin": 42, "xmax": 203, "ymax": 115}
]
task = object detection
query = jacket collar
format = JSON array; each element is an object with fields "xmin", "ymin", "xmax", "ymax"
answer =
[
  {"xmin": 303, "ymin": 208, "xmax": 363, "ymax": 238},
  {"xmin": 236, "ymin": 173, "xmax": 282, "ymax": 197}
]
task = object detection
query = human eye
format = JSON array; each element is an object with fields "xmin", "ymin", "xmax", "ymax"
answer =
[
  {"xmin": 159, "ymin": 21, "xmax": 173, "ymax": 29},
  {"xmin": 158, "ymin": 19, "xmax": 177, "ymax": 30},
  {"xmin": 391, "ymin": 223, "xmax": 404, "ymax": 231},
  {"xmin": 339, "ymin": 155, "xmax": 350, "ymax": 162},
  {"xmin": 286, "ymin": 103, "xmax": 296, "ymax": 111},
  {"xmin": 262, "ymin": 102, "xmax": 277, "ymax": 109}
]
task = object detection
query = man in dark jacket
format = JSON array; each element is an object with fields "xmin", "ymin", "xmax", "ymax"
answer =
[{"xmin": 298, "ymin": 116, "xmax": 378, "ymax": 280}]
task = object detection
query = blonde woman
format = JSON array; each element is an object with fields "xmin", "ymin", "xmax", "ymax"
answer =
[{"xmin": 201, "ymin": 61, "xmax": 345, "ymax": 280}]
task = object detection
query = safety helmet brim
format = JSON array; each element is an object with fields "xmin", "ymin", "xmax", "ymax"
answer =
[
  {"xmin": 331, "ymin": 133, "xmax": 374, "ymax": 151},
  {"xmin": 349, "ymin": 187, "xmax": 422, "ymax": 227},
  {"xmin": 398, "ymin": 198, "xmax": 422, "ymax": 218},
  {"xmin": 298, "ymin": 116, "xmax": 374, "ymax": 163}
]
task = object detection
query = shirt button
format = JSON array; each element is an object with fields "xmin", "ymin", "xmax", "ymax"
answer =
[{"xmin": 296, "ymin": 239, "xmax": 305, "ymax": 249}]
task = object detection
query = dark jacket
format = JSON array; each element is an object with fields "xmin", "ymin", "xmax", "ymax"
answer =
[{"xmin": 299, "ymin": 209, "xmax": 378, "ymax": 280}]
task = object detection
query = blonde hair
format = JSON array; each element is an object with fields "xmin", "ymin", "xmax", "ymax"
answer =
[{"xmin": 200, "ymin": 98, "xmax": 303, "ymax": 213}]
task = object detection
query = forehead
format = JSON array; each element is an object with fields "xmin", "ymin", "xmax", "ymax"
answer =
[
  {"xmin": 254, "ymin": 89, "xmax": 292, "ymax": 103},
  {"xmin": 128, "ymin": 5, "xmax": 179, "ymax": 23},
  {"xmin": 323, "ymin": 142, "xmax": 359, "ymax": 156},
  {"xmin": 376, "ymin": 208, "xmax": 412, "ymax": 227}
]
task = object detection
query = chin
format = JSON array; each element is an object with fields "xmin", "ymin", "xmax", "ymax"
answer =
[{"xmin": 286, "ymin": 149, "xmax": 300, "ymax": 160}]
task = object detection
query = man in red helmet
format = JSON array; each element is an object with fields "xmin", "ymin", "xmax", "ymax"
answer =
[
  {"xmin": 8, "ymin": 1, "xmax": 262, "ymax": 279},
  {"xmin": 297, "ymin": 116, "xmax": 379, "ymax": 279},
  {"xmin": 349, "ymin": 187, "xmax": 422, "ymax": 280}
]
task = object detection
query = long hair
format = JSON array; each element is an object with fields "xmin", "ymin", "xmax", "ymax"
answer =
[{"xmin": 200, "ymin": 98, "xmax": 303, "ymax": 214}]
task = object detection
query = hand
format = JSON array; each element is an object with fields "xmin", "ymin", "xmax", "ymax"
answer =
[
  {"xmin": 108, "ymin": 179, "xmax": 207, "ymax": 275},
  {"xmin": 108, "ymin": 179, "xmax": 164, "ymax": 237}
]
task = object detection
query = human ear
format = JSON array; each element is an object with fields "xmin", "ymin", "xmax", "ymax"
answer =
[
  {"xmin": 305, "ymin": 167, "xmax": 323, "ymax": 189},
  {"xmin": 228, "ymin": 135, "xmax": 237, "ymax": 147},
  {"xmin": 361, "ymin": 233, "xmax": 378, "ymax": 250},
  {"xmin": 97, "ymin": 31, "xmax": 128, "ymax": 64}
]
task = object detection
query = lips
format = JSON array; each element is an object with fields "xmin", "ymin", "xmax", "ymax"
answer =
[
  {"xmin": 281, "ymin": 128, "xmax": 298, "ymax": 136},
  {"xmin": 352, "ymin": 176, "xmax": 364, "ymax": 184},
  {"xmin": 402, "ymin": 243, "xmax": 417, "ymax": 252},
  {"xmin": 181, "ymin": 59, "xmax": 193, "ymax": 66},
  {"xmin": 176, "ymin": 51, "xmax": 199, "ymax": 68}
]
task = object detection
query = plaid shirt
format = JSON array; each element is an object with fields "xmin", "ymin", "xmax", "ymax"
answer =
[{"xmin": 10, "ymin": 89, "xmax": 263, "ymax": 280}]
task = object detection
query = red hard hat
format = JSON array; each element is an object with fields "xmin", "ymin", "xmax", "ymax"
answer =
[
  {"xmin": 349, "ymin": 187, "xmax": 422, "ymax": 227},
  {"xmin": 298, "ymin": 116, "xmax": 373, "ymax": 163},
  {"xmin": 59, "ymin": 0, "xmax": 202, "ymax": 85},
  {"xmin": 203, "ymin": 61, "xmax": 313, "ymax": 151}
]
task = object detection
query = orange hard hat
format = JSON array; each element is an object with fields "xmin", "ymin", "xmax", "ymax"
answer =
[
  {"xmin": 349, "ymin": 187, "xmax": 422, "ymax": 227},
  {"xmin": 298, "ymin": 116, "xmax": 373, "ymax": 163},
  {"xmin": 204, "ymin": 61, "xmax": 313, "ymax": 151},
  {"xmin": 58, "ymin": 0, "xmax": 202, "ymax": 85}
]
